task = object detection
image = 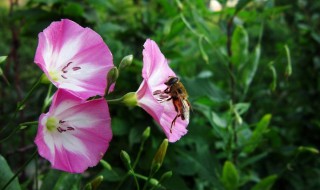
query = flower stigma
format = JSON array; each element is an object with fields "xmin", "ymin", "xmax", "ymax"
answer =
[
  {"xmin": 49, "ymin": 71, "xmax": 59, "ymax": 82},
  {"xmin": 46, "ymin": 116, "xmax": 58, "ymax": 132}
]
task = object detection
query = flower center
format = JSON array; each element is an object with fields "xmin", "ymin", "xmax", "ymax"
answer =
[
  {"xmin": 45, "ymin": 117, "xmax": 75, "ymax": 133},
  {"xmin": 46, "ymin": 117, "xmax": 58, "ymax": 132},
  {"xmin": 49, "ymin": 71, "xmax": 59, "ymax": 82}
]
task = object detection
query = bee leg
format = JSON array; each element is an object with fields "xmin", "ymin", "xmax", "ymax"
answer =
[
  {"xmin": 164, "ymin": 86, "xmax": 171, "ymax": 94},
  {"xmin": 170, "ymin": 113, "xmax": 181, "ymax": 133},
  {"xmin": 153, "ymin": 90, "xmax": 162, "ymax": 95},
  {"xmin": 170, "ymin": 98, "xmax": 180, "ymax": 133}
]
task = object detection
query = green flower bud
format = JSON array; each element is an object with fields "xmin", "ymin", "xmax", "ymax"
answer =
[
  {"xmin": 100, "ymin": 159, "xmax": 112, "ymax": 170},
  {"xmin": 91, "ymin": 176, "xmax": 104, "ymax": 190},
  {"xmin": 107, "ymin": 67, "xmax": 119, "ymax": 84},
  {"xmin": 149, "ymin": 178, "xmax": 159, "ymax": 186},
  {"xmin": 160, "ymin": 170, "xmax": 173, "ymax": 182},
  {"xmin": 122, "ymin": 92, "xmax": 138, "ymax": 107},
  {"xmin": 151, "ymin": 139, "xmax": 169, "ymax": 174},
  {"xmin": 141, "ymin": 127, "xmax": 150, "ymax": 142},
  {"xmin": 119, "ymin": 55, "xmax": 133, "ymax": 70},
  {"xmin": 120, "ymin": 150, "xmax": 131, "ymax": 169}
]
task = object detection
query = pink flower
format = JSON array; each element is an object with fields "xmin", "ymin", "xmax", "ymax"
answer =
[
  {"xmin": 136, "ymin": 39, "xmax": 189, "ymax": 142},
  {"xmin": 34, "ymin": 89, "xmax": 112, "ymax": 173},
  {"xmin": 34, "ymin": 19, "xmax": 114, "ymax": 99}
]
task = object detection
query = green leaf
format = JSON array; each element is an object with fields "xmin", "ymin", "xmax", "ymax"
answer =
[
  {"xmin": 268, "ymin": 62, "xmax": 277, "ymax": 91},
  {"xmin": 241, "ymin": 44, "xmax": 261, "ymax": 95},
  {"xmin": 0, "ymin": 155, "xmax": 21, "ymax": 190},
  {"xmin": 231, "ymin": 25, "xmax": 249, "ymax": 66},
  {"xmin": 284, "ymin": 45, "xmax": 292, "ymax": 78},
  {"xmin": 234, "ymin": 103, "xmax": 250, "ymax": 115},
  {"xmin": 222, "ymin": 161, "xmax": 239, "ymax": 190},
  {"xmin": 244, "ymin": 114, "xmax": 272, "ymax": 153},
  {"xmin": 235, "ymin": 0, "xmax": 254, "ymax": 14},
  {"xmin": 63, "ymin": 2, "xmax": 84, "ymax": 17},
  {"xmin": 251, "ymin": 175, "xmax": 278, "ymax": 190},
  {"xmin": 0, "ymin": 56, "xmax": 7, "ymax": 64},
  {"xmin": 99, "ymin": 167, "xmax": 124, "ymax": 182},
  {"xmin": 298, "ymin": 146, "xmax": 319, "ymax": 154},
  {"xmin": 199, "ymin": 35, "xmax": 209, "ymax": 64},
  {"xmin": 40, "ymin": 170, "xmax": 81, "ymax": 190}
]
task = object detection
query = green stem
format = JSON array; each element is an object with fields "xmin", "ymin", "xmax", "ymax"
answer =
[
  {"xmin": 105, "ymin": 97, "xmax": 124, "ymax": 104},
  {"xmin": 1, "ymin": 150, "xmax": 37, "ymax": 190},
  {"xmin": 142, "ymin": 170, "xmax": 155, "ymax": 190},
  {"xmin": 35, "ymin": 153, "xmax": 38, "ymax": 190},
  {"xmin": 133, "ymin": 140, "xmax": 145, "ymax": 169},
  {"xmin": 0, "ymin": 75, "xmax": 42, "ymax": 142},
  {"xmin": 19, "ymin": 121, "xmax": 38, "ymax": 126},
  {"xmin": 134, "ymin": 173, "xmax": 148, "ymax": 181},
  {"xmin": 114, "ymin": 172, "xmax": 130, "ymax": 190},
  {"xmin": 115, "ymin": 136, "xmax": 147, "ymax": 190},
  {"xmin": 18, "ymin": 76, "xmax": 42, "ymax": 110},
  {"xmin": 130, "ymin": 170, "xmax": 140, "ymax": 190},
  {"xmin": 41, "ymin": 84, "xmax": 53, "ymax": 112}
]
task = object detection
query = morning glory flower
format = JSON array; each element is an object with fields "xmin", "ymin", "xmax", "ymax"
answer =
[
  {"xmin": 34, "ymin": 89, "xmax": 112, "ymax": 173},
  {"xmin": 135, "ymin": 39, "xmax": 189, "ymax": 142},
  {"xmin": 34, "ymin": 19, "xmax": 114, "ymax": 99}
]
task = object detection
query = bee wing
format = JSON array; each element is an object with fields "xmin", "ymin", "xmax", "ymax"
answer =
[{"xmin": 180, "ymin": 98, "xmax": 190, "ymax": 121}]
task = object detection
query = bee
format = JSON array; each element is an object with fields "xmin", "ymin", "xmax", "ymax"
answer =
[{"xmin": 154, "ymin": 76, "xmax": 190, "ymax": 133}]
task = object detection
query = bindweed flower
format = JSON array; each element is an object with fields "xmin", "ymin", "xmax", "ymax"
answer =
[
  {"xmin": 135, "ymin": 39, "xmax": 189, "ymax": 142},
  {"xmin": 34, "ymin": 19, "xmax": 114, "ymax": 99},
  {"xmin": 34, "ymin": 89, "xmax": 112, "ymax": 173}
]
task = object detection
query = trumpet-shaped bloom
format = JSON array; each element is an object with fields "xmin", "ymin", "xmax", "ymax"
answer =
[
  {"xmin": 136, "ymin": 39, "xmax": 189, "ymax": 142},
  {"xmin": 34, "ymin": 89, "xmax": 112, "ymax": 173},
  {"xmin": 34, "ymin": 19, "xmax": 114, "ymax": 99}
]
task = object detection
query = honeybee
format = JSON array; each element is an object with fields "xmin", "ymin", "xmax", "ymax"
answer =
[{"xmin": 154, "ymin": 76, "xmax": 190, "ymax": 133}]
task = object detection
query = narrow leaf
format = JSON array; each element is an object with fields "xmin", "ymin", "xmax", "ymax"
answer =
[
  {"xmin": 251, "ymin": 175, "xmax": 278, "ymax": 190},
  {"xmin": 268, "ymin": 62, "xmax": 277, "ymax": 91},
  {"xmin": 284, "ymin": 45, "xmax": 292, "ymax": 78},
  {"xmin": 244, "ymin": 114, "xmax": 272, "ymax": 153},
  {"xmin": 231, "ymin": 25, "xmax": 249, "ymax": 66},
  {"xmin": 222, "ymin": 161, "xmax": 239, "ymax": 190},
  {"xmin": 235, "ymin": 0, "xmax": 254, "ymax": 14},
  {"xmin": 199, "ymin": 35, "xmax": 209, "ymax": 64},
  {"xmin": 0, "ymin": 56, "xmax": 7, "ymax": 64}
]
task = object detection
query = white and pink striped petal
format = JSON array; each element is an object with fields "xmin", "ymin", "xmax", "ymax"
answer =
[
  {"xmin": 34, "ymin": 19, "xmax": 114, "ymax": 99},
  {"xmin": 34, "ymin": 89, "xmax": 112, "ymax": 173}
]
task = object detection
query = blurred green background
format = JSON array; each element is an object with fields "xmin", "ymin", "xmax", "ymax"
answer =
[{"xmin": 0, "ymin": 0, "xmax": 320, "ymax": 189}]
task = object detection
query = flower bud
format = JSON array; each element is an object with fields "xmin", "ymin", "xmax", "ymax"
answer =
[
  {"xmin": 85, "ymin": 175, "xmax": 103, "ymax": 190},
  {"xmin": 151, "ymin": 139, "xmax": 168, "ymax": 174},
  {"xmin": 106, "ymin": 67, "xmax": 118, "ymax": 86},
  {"xmin": 141, "ymin": 127, "xmax": 150, "ymax": 142},
  {"xmin": 91, "ymin": 175, "xmax": 104, "ymax": 190},
  {"xmin": 100, "ymin": 159, "xmax": 112, "ymax": 170},
  {"xmin": 120, "ymin": 150, "xmax": 131, "ymax": 169},
  {"xmin": 160, "ymin": 171, "xmax": 173, "ymax": 182},
  {"xmin": 119, "ymin": 55, "xmax": 133, "ymax": 70},
  {"xmin": 122, "ymin": 92, "xmax": 138, "ymax": 107},
  {"xmin": 149, "ymin": 178, "xmax": 159, "ymax": 186}
]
